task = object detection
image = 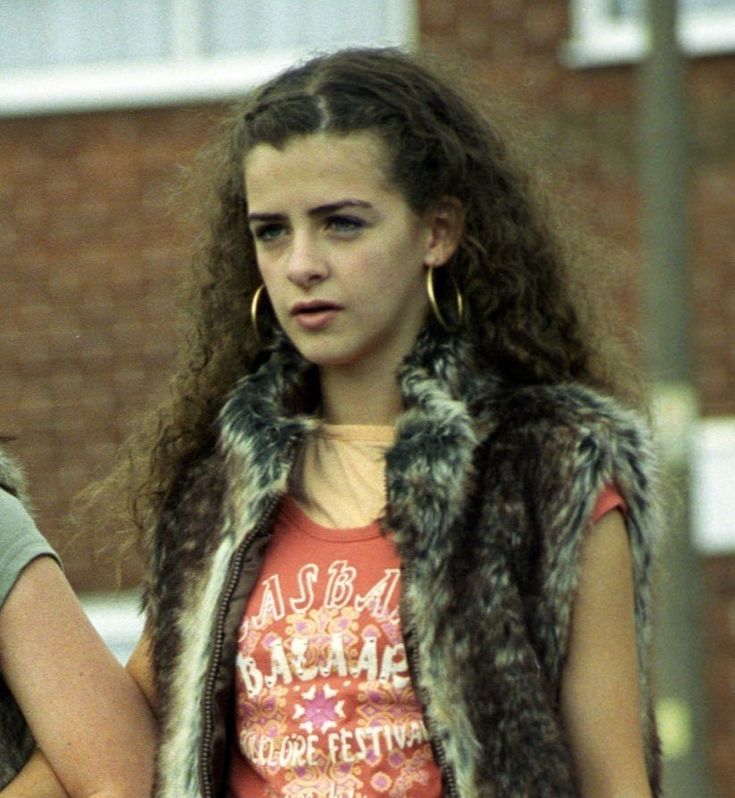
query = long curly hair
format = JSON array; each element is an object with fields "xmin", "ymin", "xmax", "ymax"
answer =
[{"xmin": 98, "ymin": 47, "xmax": 637, "ymax": 543}]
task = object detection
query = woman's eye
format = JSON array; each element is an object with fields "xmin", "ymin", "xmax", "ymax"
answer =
[
  {"xmin": 327, "ymin": 215, "xmax": 364, "ymax": 234},
  {"xmin": 253, "ymin": 223, "xmax": 286, "ymax": 243}
]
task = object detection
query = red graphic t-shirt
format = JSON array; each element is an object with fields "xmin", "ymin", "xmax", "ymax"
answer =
[
  {"xmin": 228, "ymin": 487, "xmax": 624, "ymax": 797},
  {"xmin": 228, "ymin": 497, "xmax": 442, "ymax": 798}
]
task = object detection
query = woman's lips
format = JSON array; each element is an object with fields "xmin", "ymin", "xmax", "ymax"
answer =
[{"xmin": 290, "ymin": 300, "xmax": 342, "ymax": 331}]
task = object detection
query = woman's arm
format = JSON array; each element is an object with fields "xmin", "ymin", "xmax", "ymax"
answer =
[
  {"xmin": 126, "ymin": 627, "xmax": 157, "ymax": 716},
  {"xmin": 560, "ymin": 510, "xmax": 653, "ymax": 798},
  {"xmin": 0, "ymin": 556, "xmax": 156, "ymax": 798},
  {"xmin": 1, "ymin": 749, "xmax": 70, "ymax": 798}
]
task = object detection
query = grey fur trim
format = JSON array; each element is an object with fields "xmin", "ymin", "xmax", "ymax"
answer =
[{"xmin": 154, "ymin": 338, "xmax": 318, "ymax": 798}]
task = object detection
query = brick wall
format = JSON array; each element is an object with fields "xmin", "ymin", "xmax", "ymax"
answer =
[
  {"xmin": 0, "ymin": 107, "xmax": 221, "ymax": 587},
  {"xmin": 1, "ymin": 0, "xmax": 733, "ymax": 792}
]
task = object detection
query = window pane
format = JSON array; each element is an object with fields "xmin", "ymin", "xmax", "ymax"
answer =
[
  {"xmin": 0, "ymin": 0, "xmax": 169, "ymax": 69},
  {"xmin": 201, "ymin": 0, "xmax": 402, "ymax": 54},
  {"xmin": 0, "ymin": 0, "xmax": 410, "ymax": 70},
  {"xmin": 566, "ymin": 0, "xmax": 735, "ymax": 65}
]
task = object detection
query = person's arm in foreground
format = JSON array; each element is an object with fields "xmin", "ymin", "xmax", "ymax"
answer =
[
  {"xmin": 0, "ymin": 556, "xmax": 156, "ymax": 798},
  {"xmin": 1, "ymin": 750, "xmax": 73, "ymax": 798},
  {"xmin": 126, "ymin": 627, "xmax": 157, "ymax": 714},
  {"xmin": 561, "ymin": 510, "xmax": 654, "ymax": 798}
]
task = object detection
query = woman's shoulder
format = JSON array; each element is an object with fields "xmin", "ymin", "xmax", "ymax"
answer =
[
  {"xmin": 0, "ymin": 487, "xmax": 59, "ymax": 615},
  {"xmin": 0, "ymin": 444, "xmax": 27, "ymax": 501},
  {"xmin": 0, "ymin": 443, "xmax": 60, "ymax": 611},
  {"xmin": 0, "ymin": 485, "xmax": 34, "ymax": 524},
  {"xmin": 485, "ymin": 380, "xmax": 651, "ymax": 449},
  {"xmin": 476, "ymin": 381, "xmax": 657, "ymax": 510},
  {"xmin": 164, "ymin": 450, "xmax": 226, "ymax": 517},
  {"xmin": 0, "ymin": 445, "xmax": 49, "ymax": 552},
  {"xmin": 149, "ymin": 450, "xmax": 228, "ymax": 557},
  {"xmin": 478, "ymin": 381, "xmax": 659, "ymax": 535}
]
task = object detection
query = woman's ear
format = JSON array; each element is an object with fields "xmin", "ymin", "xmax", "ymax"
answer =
[{"xmin": 424, "ymin": 196, "xmax": 465, "ymax": 267}]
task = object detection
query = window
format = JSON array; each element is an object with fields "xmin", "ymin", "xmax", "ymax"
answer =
[
  {"xmin": 0, "ymin": 0, "xmax": 417, "ymax": 116},
  {"xmin": 563, "ymin": 0, "xmax": 735, "ymax": 66}
]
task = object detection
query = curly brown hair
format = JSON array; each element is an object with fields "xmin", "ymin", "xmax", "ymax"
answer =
[{"xmin": 98, "ymin": 47, "xmax": 637, "ymax": 544}]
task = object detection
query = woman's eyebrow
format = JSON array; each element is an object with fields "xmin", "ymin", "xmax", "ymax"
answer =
[
  {"xmin": 248, "ymin": 199, "xmax": 373, "ymax": 224},
  {"xmin": 247, "ymin": 211, "xmax": 285, "ymax": 223},
  {"xmin": 308, "ymin": 199, "xmax": 373, "ymax": 216}
]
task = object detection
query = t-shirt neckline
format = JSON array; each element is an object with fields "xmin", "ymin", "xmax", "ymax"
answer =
[
  {"xmin": 316, "ymin": 422, "xmax": 395, "ymax": 445},
  {"xmin": 281, "ymin": 495, "xmax": 384, "ymax": 542}
]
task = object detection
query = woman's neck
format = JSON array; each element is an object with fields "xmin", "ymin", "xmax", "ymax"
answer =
[{"xmin": 319, "ymin": 365, "xmax": 403, "ymax": 425}]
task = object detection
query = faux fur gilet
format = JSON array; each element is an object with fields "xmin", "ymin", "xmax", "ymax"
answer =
[
  {"xmin": 144, "ymin": 327, "xmax": 662, "ymax": 798},
  {"xmin": 0, "ymin": 446, "xmax": 36, "ymax": 789}
]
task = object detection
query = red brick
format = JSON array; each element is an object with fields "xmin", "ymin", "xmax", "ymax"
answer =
[
  {"xmin": 523, "ymin": 4, "xmax": 565, "ymax": 49},
  {"xmin": 422, "ymin": 0, "xmax": 456, "ymax": 29}
]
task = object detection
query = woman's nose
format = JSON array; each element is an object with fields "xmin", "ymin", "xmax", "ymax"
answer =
[{"xmin": 286, "ymin": 233, "xmax": 328, "ymax": 288}]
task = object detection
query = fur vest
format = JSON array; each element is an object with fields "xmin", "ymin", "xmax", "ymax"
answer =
[
  {"xmin": 0, "ymin": 446, "xmax": 36, "ymax": 789},
  {"xmin": 145, "ymin": 327, "xmax": 662, "ymax": 798}
]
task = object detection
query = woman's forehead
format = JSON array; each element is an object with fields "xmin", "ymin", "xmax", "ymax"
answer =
[{"xmin": 243, "ymin": 132, "xmax": 396, "ymax": 207}]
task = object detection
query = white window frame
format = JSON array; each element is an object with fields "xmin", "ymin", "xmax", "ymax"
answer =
[
  {"xmin": 563, "ymin": 0, "xmax": 735, "ymax": 67},
  {"xmin": 0, "ymin": 0, "xmax": 418, "ymax": 117},
  {"xmin": 692, "ymin": 417, "xmax": 735, "ymax": 554}
]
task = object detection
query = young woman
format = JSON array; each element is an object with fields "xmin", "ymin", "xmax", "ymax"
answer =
[
  {"xmin": 0, "ymin": 442, "xmax": 156, "ymax": 798},
  {"xmin": 125, "ymin": 48, "xmax": 661, "ymax": 797}
]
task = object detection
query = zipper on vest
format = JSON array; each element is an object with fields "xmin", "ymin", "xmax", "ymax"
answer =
[
  {"xmin": 199, "ymin": 492, "xmax": 282, "ymax": 798},
  {"xmin": 400, "ymin": 563, "xmax": 460, "ymax": 798}
]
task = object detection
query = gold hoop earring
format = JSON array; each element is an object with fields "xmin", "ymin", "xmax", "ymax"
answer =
[
  {"xmin": 250, "ymin": 284, "xmax": 268, "ymax": 346},
  {"xmin": 426, "ymin": 266, "xmax": 464, "ymax": 332}
]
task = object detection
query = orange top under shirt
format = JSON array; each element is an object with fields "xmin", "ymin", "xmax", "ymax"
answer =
[{"xmin": 228, "ymin": 424, "xmax": 623, "ymax": 798}]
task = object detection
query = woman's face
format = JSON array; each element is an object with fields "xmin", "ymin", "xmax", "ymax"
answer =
[{"xmin": 243, "ymin": 132, "xmax": 458, "ymax": 381}]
